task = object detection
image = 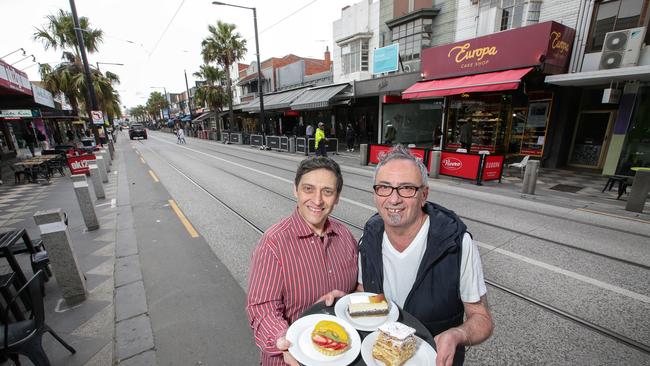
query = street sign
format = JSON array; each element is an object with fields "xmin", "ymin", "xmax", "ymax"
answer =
[
  {"xmin": 0, "ymin": 109, "xmax": 39, "ymax": 118},
  {"xmin": 91, "ymin": 110, "xmax": 104, "ymax": 125}
]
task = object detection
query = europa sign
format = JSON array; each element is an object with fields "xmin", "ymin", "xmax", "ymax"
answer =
[{"xmin": 421, "ymin": 21, "xmax": 574, "ymax": 79}]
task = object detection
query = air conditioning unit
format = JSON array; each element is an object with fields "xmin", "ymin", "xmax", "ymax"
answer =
[{"xmin": 599, "ymin": 27, "xmax": 647, "ymax": 70}]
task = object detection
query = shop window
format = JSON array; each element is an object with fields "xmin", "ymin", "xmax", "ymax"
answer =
[
  {"xmin": 383, "ymin": 101, "xmax": 443, "ymax": 146},
  {"xmin": 446, "ymin": 95, "xmax": 510, "ymax": 153},
  {"xmin": 587, "ymin": 0, "xmax": 648, "ymax": 52},
  {"xmin": 616, "ymin": 86, "xmax": 650, "ymax": 175},
  {"xmin": 390, "ymin": 18, "xmax": 432, "ymax": 62}
]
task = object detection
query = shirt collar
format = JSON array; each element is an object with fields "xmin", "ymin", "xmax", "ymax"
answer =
[{"xmin": 290, "ymin": 208, "xmax": 337, "ymax": 238}]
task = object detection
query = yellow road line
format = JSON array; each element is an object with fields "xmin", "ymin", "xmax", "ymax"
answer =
[
  {"xmin": 168, "ymin": 200, "xmax": 199, "ymax": 238},
  {"xmin": 148, "ymin": 170, "xmax": 159, "ymax": 182},
  {"xmin": 577, "ymin": 208, "xmax": 650, "ymax": 224},
  {"xmin": 140, "ymin": 157, "xmax": 146, "ymax": 164}
]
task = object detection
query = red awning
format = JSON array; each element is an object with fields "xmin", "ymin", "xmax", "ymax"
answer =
[{"xmin": 402, "ymin": 67, "xmax": 533, "ymax": 99}]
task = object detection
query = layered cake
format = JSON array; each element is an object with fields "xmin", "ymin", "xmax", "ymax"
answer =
[
  {"xmin": 347, "ymin": 294, "xmax": 389, "ymax": 317},
  {"xmin": 311, "ymin": 320, "xmax": 350, "ymax": 356},
  {"xmin": 372, "ymin": 322, "xmax": 417, "ymax": 366}
]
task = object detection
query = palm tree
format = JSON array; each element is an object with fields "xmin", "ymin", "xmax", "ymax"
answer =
[
  {"xmin": 146, "ymin": 92, "xmax": 169, "ymax": 122},
  {"xmin": 193, "ymin": 64, "xmax": 229, "ymax": 132},
  {"xmin": 200, "ymin": 21, "xmax": 247, "ymax": 134},
  {"xmin": 33, "ymin": 9, "xmax": 103, "ymax": 59}
]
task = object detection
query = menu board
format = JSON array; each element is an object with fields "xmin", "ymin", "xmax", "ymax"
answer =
[{"xmin": 521, "ymin": 102, "xmax": 550, "ymax": 156}]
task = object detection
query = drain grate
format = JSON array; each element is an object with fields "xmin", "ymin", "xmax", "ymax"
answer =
[{"xmin": 549, "ymin": 184, "xmax": 584, "ymax": 193}]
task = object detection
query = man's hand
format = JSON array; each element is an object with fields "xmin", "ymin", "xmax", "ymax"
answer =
[
  {"xmin": 317, "ymin": 289, "xmax": 347, "ymax": 306},
  {"xmin": 433, "ymin": 328, "xmax": 465, "ymax": 366},
  {"xmin": 276, "ymin": 337, "xmax": 299, "ymax": 366}
]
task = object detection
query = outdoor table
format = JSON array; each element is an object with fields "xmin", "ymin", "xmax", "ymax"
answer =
[
  {"xmin": 0, "ymin": 229, "xmax": 39, "ymax": 307},
  {"xmin": 14, "ymin": 156, "xmax": 56, "ymax": 182},
  {"xmin": 298, "ymin": 299, "xmax": 435, "ymax": 366}
]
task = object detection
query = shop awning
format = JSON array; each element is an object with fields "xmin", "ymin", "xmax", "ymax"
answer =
[
  {"xmin": 402, "ymin": 67, "xmax": 534, "ymax": 99},
  {"xmin": 544, "ymin": 65, "xmax": 650, "ymax": 86},
  {"xmin": 192, "ymin": 111, "xmax": 214, "ymax": 123},
  {"xmin": 242, "ymin": 86, "xmax": 311, "ymax": 112},
  {"xmin": 290, "ymin": 83, "xmax": 351, "ymax": 111}
]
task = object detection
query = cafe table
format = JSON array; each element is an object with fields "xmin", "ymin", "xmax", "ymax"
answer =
[{"xmin": 297, "ymin": 299, "xmax": 436, "ymax": 366}]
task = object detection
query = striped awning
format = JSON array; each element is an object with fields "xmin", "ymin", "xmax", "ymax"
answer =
[
  {"xmin": 290, "ymin": 83, "xmax": 351, "ymax": 111},
  {"xmin": 243, "ymin": 86, "xmax": 311, "ymax": 112}
]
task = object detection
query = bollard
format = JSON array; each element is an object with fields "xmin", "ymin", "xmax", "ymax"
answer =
[
  {"xmin": 108, "ymin": 139, "xmax": 115, "ymax": 160},
  {"xmin": 360, "ymin": 144, "xmax": 369, "ymax": 166},
  {"xmin": 73, "ymin": 180, "xmax": 99, "ymax": 231},
  {"xmin": 71, "ymin": 174, "xmax": 87, "ymax": 184},
  {"xmin": 96, "ymin": 156, "xmax": 109, "ymax": 183},
  {"xmin": 625, "ymin": 170, "xmax": 650, "ymax": 213},
  {"xmin": 89, "ymin": 163, "xmax": 105, "ymax": 199},
  {"xmin": 522, "ymin": 160, "xmax": 540, "ymax": 195},
  {"xmin": 100, "ymin": 149, "xmax": 111, "ymax": 169},
  {"xmin": 34, "ymin": 208, "xmax": 66, "ymax": 226},
  {"xmin": 289, "ymin": 138, "xmax": 296, "ymax": 153},
  {"xmin": 429, "ymin": 150, "xmax": 441, "ymax": 179},
  {"xmin": 34, "ymin": 211, "xmax": 87, "ymax": 305}
]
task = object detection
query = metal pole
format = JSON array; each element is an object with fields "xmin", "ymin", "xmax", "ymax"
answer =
[
  {"xmin": 253, "ymin": 7, "xmax": 266, "ymax": 143},
  {"xmin": 184, "ymin": 69, "xmax": 193, "ymax": 117},
  {"xmin": 70, "ymin": 0, "xmax": 100, "ymax": 145}
]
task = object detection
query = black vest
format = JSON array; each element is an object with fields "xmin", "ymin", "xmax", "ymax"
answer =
[{"xmin": 360, "ymin": 202, "xmax": 467, "ymax": 365}]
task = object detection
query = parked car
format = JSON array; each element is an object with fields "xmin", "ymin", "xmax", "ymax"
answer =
[{"xmin": 129, "ymin": 123, "xmax": 147, "ymax": 140}]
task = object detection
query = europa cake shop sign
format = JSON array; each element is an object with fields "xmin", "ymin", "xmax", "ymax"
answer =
[{"xmin": 420, "ymin": 21, "xmax": 575, "ymax": 80}]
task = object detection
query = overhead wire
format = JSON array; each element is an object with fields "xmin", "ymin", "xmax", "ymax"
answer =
[{"xmin": 148, "ymin": 0, "xmax": 187, "ymax": 58}]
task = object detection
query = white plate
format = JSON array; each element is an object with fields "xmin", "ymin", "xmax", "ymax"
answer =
[
  {"xmin": 286, "ymin": 314, "xmax": 361, "ymax": 366},
  {"xmin": 334, "ymin": 292, "xmax": 399, "ymax": 331},
  {"xmin": 360, "ymin": 330, "xmax": 437, "ymax": 366}
]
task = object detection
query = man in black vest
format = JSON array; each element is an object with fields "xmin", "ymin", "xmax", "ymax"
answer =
[{"xmin": 358, "ymin": 145, "xmax": 493, "ymax": 366}]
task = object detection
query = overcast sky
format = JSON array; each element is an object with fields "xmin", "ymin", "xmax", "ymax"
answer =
[{"xmin": 2, "ymin": 0, "xmax": 355, "ymax": 111}]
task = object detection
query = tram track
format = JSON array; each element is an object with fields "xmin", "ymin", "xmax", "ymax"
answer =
[
  {"xmin": 139, "ymin": 140, "xmax": 650, "ymax": 356},
  {"xmin": 146, "ymin": 135, "xmax": 650, "ymax": 271}
]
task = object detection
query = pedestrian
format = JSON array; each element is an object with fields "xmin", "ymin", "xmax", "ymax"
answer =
[
  {"xmin": 177, "ymin": 127, "xmax": 186, "ymax": 144},
  {"xmin": 36, "ymin": 128, "xmax": 49, "ymax": 151},
  {"xmin": 247, "ymin": 157, "xmax": 358, "ymax": 366},
  {"xmin": 384, "ymin": 121, "xmax": 396, "ymax": 145},
  {"xmin": 460, "ymin": 120, "xmax": 473, "ymax": 151},
  {"xmin": 66, "ymin": 129, "xmax": 75, "ymax": 142},
  {"xmin": 345, "ymin": 123, "xmax": 355, "ymax": 152},
  {"xmin": 314, "ymin": 122, "xmax": 327, "ymax": 157},
  {"xmin": 358, "ymin": 145, "xmax": 494, "ymax": 366},
  {"xmin": 305, "ymin": 123, "xmax": 314, "ymax": 140},
  {"xmin": 24, "ymin": 125, "xmax": 36, "ymax": 157},
  {"xmin": 433, "ymin": 126, "xmax": 443, "ymax": 148}
]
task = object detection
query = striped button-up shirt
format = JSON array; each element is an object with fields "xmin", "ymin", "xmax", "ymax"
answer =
[{"xmin": 246, "ymin": 208, "xmax": 358, "ymax": 366}]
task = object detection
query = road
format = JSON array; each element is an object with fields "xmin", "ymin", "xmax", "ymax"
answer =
[{"xmin": 121, "ymin": 130, "xmax": 650, "ymax": 365}]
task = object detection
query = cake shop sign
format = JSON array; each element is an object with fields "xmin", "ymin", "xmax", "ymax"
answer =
[{"xmin": 447, "ymin": 43, "xmax": 498, "ymax": 68}]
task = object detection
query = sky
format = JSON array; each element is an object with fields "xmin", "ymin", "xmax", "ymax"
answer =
[{"xmin": 1, "ymin": 0, "xmax": 355, "ymax": 111}]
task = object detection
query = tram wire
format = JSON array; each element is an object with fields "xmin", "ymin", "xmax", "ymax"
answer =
[
  {"xmin": 146, "ymin": 134, "xmax": 650, "ymax": 271},
  {"xmin": 138, "ymin": 140, "xmax": 650, "ymax": 355}
]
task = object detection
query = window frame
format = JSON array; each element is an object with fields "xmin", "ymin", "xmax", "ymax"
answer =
[{"xmin": 585, "ymin": 0, "xmax": 650, "ymax": 53}]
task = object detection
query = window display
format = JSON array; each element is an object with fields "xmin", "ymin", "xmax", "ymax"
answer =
[{"xmin": 446, "ymin": 97, "xmax": 508, "ymax": 152}]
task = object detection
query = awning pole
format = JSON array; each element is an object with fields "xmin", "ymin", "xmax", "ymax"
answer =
[{"xmin": 440, "ymin": 97, "xmax": 447, "ymax": 149}]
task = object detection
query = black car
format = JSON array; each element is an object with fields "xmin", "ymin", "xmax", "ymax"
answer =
[{"xmin": 129, "ymin": 123, "xmax": 147, "ymax": 140}]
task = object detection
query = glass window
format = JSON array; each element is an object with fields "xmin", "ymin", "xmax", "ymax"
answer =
[
  {"xmin": 383, "ymin": 101, "xmax": 443, "ymax": 146},
  {"xmin": 588, "ymin": 0, "xmax": 644, "ymax": 52},
  {"xmin": 616, "ymin": 86, "xmax": 650, "ymax": 175}
]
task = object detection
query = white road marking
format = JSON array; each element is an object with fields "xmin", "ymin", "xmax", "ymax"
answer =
[
  {"xmin": 151, "ymin": 134, "xmax": 650, "ymax": 304},
  {"xmin": 111, "ymin": 198, "xmax": 116, "ymax": 208},
  {"xmin": 475, "ymin": 240, "xmax": 650, "ymax": 304}
]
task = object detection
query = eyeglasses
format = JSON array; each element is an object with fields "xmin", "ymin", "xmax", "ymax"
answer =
[{"xmin": 373, "ymin": 184, "xmax": 422, "ymax": 198}]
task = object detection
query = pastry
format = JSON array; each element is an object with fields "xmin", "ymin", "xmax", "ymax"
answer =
[
  {"xmin": 311, "ymin": 320, "xmax": 350, "ymax": 356},
  {"xmin": 372, "ymin": 322, "xmax": 417, "ymax": 366},
  {"xmin": 348, "ymin": 294, "xmax": 389, "ymax": 317}
]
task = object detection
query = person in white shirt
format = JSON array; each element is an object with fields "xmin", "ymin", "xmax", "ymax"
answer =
[
  {"xmin": 177, "ymin": 127, "xmax": 186, "ymax": 144},
  {"xmin": 357, "ymin": 144, "xmax": 493, "ymax": 366}
]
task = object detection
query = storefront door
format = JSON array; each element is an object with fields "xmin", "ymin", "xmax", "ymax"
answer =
[{"xmin": 568, "ymin": 111, "xmax": 615, "ymax": 169}]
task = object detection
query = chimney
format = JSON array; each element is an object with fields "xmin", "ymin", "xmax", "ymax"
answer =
[{"xmin": 324, "ymin": 46, "xmax": 331, "ymax": 64}]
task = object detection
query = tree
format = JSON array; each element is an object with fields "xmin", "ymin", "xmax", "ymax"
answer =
[
  {"xmin": 193, "ymin": 64, "xmax": 228, "ymax": 130},
  {"xmin": 129, "ymin": 105, "xmax": 148, "ymax": 122},
  {"xmin": 200, "ymin": 21, "xmax": 247, "ymax": 134},
  {"xmin": 33, "ymin": 9, "xmax": 103, "ymax": 59},
  {"xmin": 146, "ymin": 92, "xmax": 169, "ymax": 121}
]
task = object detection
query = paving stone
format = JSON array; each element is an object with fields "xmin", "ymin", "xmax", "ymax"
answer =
[
  {"xmin": 116, "ymin": 280, "xmax": 147, "ymax": 321},
  {"xmin": 118, "ymin": 350, "xmax": 158, "ymax": 366},
  {"xmin": 116, "ymin": 314, "xmax": 154, "ymax": 361},
  {"xmin": 115, "ymin": 255, "xmax": 143, "ymax": 287},
  {"xmin": 116, "ymin": 227, "xmax": 138, "ymax": 257}
]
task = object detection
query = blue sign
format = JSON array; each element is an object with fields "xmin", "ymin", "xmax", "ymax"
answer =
[{"xmin": 373, "ymin": 44, "xmax": 399, "ymax": 74}]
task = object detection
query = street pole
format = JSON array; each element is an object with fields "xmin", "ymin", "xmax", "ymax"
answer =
[
  {"xmin": 184, "ymin": 69, "xmax": 193, "ymax": 118},
  {"xmin": 252, "ymin": 7, "xmax": 266, "ymax": 145},
  {"xmin": 70, "ymin": 0, "xmax": 101, "ymax": 145}
]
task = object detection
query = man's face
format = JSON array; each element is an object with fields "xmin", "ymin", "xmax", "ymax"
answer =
[
  {"xmin": 374, "ymin": 159, "xmax": 428, "ymax": 229},
  {"xmin": 293, "ymin": 168, "xmax": 340, "ymax": 233}
]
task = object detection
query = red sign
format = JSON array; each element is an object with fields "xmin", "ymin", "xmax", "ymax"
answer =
[
  {"xmin": 421, "ymin": 21, "xmax": 574, "ymax": 80},
  {"xmin": 369, "ymin": 144, "xmax": 427, "ymax": 166},
  {"xmin": 482, "ymin": 155, "xmax": 504, "ymax": 181},
  {"xmin": 0, "ymin": 60, "xmax": 33, "ymax": 96},
  {"xmin": 439, "ymin": 152, "xmax": 481, "ymax": 180},
  {"xmin": 66, "ymin": 154, "xmax": 96, "ymax": 175}
]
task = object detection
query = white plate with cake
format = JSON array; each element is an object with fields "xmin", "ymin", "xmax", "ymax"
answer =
[
  {"xmin": 334, "ymin": 292, "xmax": 399, "ymax": 331},
  {"xmin": 360, "ymin": 322, "xmax": 437, "ymax": 366},
  {"xmin": 286, "ymin": 314, "xmax": 361, "ymax": 366}
]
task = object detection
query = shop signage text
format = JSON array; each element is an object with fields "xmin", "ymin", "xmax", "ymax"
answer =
[
  {"xmin": 0, "ymin": 109, "xmax": 38, "ymax": 118},
  {"xmin": 421, "ymin": 21, "xmax": 574, "ymax": 80},
  {"xmin": 0, "ymin": 60, "xmax": 33, "ymax": 96}
]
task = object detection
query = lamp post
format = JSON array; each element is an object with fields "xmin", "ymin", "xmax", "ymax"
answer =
[
  {"xmin": 0, "ymin": 48, "xmax": 26, "ymax": 60},
  {"xmin": 212, "ymin": 1, "xmax": 266, "ymax": 144},
  {"xmin": 96, "ymin": 61, "xmax": 124, "ymax": 72},
  {"xmin": 70, "ymin": 0, "xmax": 101, "ymax": 145},
  {"xmin": 10, "ymin": 54, "xmax": 36, "ymax": 66},
  {"xmin": 184, "ymin": 69, "xmax": 193, "ymax": 118},
  {"xmin": 150, "ymin": 86, "xmax": 168, "ymax": 121}
]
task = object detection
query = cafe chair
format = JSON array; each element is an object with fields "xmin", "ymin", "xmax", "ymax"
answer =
[
  {"xmin": 508, "ymin": 155, "xmax": 530, "ymax": 176},
  {"xmin": 0, "ymin": 271, "xmax": 76, "ymax": 365},
  {"xmin": 478, "ymin": 150, "xmax": 491, "ymax": 155},
  {"xmin": 456, "ymin": 148, "xmax": 468, "ymax": 153}
]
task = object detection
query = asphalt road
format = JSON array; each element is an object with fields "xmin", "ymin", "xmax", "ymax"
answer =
[{"xmin": 122, "ymin": 130, "xmax": 650, "ymax": 365}]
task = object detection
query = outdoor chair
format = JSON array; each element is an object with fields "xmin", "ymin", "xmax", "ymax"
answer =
[
  {"xmin": 0, "ymin": 270, "xmax": 76, "ymax": 365},
  {"xmin": 508, "ymin": 155, "xmax": 530, "ymax": 176},
  {"xmin": 456, "ymin": 148, "xmax": 468, "ymax": 153}
]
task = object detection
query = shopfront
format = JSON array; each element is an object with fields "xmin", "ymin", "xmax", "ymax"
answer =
[{"xmin": 403, "ymin": 21, "xmax": 575, "ymax": 158}]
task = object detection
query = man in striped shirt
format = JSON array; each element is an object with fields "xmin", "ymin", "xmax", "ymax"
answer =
[{"xmin": 247, "ymin": 157, "xmax": 358, "ymax": 366}]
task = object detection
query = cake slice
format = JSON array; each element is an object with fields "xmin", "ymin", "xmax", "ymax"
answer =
[
  {"xmin": 348, "ymin": 294, "xmax": 389, "ymax": 317},
  {"xmin": 372, "ymin": 322, "xmax": 417, "ymax": 366}
]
